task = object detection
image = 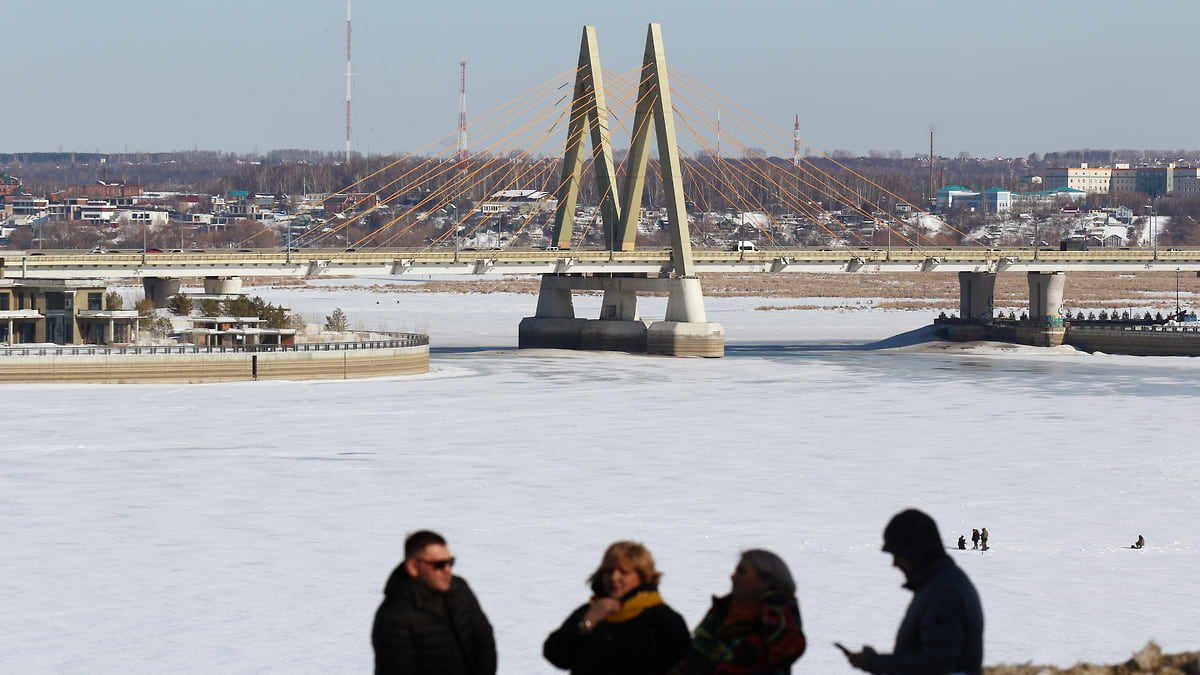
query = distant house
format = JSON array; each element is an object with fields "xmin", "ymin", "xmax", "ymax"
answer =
[
  {"xmin": 114, "ymin": 209, "xmax": 170, "ymax": 228},
  {"xmin": 322, "ymin": 192, "xmax": 378, "ymax": 216},
  {"xmin": 0, "ymin": 279, "xmax": 138, "ymax": 345},
  {"xmin": 476, "ymin": 189, "xmax": 558, "ymax": 216},
  {"xmin": 60, "ymin": 179, "xmax": 143, "ymax": 206},
  {"xmin": 0, "ymin": 172, "xmax": 21, "ymax": 199},
  {"xmin": 182, "ymin": 316, "xmax": 295, "ymax": 348}
]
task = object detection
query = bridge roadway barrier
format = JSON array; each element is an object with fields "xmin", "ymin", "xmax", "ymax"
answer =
[
  {"xmin": 9, "ymin": 247, "xmax": 1200, "ymax": 280},
  {"xmin": 0, "ymin": 337, "xmax": 429, "ymax": 384}
]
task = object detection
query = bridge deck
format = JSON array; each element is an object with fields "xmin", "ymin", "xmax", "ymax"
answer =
[{"xmin": 3, "ymin": 247, "xmax": 1200, "ymax": 279}]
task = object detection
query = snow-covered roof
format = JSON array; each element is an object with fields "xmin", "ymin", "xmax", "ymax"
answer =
[{"xmin": 485, "ymin": 189, "xmax": 551, "ymax": 201}]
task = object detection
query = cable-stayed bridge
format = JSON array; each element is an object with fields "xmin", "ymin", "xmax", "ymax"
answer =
[{"xmin": 8, "ymin": 24, "xmax": 1190, "ymax": 356}]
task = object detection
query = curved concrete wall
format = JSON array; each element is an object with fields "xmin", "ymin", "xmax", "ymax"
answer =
[{"xmin": 0, "ymin": 345, "xmax": 428, "ymax": 383}]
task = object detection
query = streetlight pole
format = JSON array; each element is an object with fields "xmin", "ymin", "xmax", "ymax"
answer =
[
  {"xmin": 1151, "ymin": 204, "xmax": 1157, "ymax": 259},
  {"xmin": 1033, "ymin": 210, "xmax": 1039, "ymax": 260},
  {"xmin": 1144, "ymin": 204, "xmax": 1156, "ymax": 258}
]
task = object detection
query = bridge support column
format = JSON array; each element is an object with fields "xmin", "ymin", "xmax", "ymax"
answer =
[
  {"xmin": 519, "ymin": 274, "xmax": 724, "ymax": 357},
  {"xmin": 957, "ymin": 272, "xmax": 995, "ymax": 323},
  {"xmin": 142, "ymin": 277, "xmax": 181, "ymax": 308},
  {"xmin": 648, "ymin": 277, "xmax": 724, "ymax": 357},
  {"xmin": 1019, "ymin": 271, "xmax": 1067, "ymax": 347},
  {"xmin": 203, "ymin": 276, "xmax": 243, "ymax": 295}
]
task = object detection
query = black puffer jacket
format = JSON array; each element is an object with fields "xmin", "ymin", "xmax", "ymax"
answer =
[
  {"xmin": 869, "ymin": 509, "xmax": 984, "ymax": 675},
  {"xmin": 371, "ymin": 565, "xmax": 497, "ymax": 675},
  {"xmin": 544, "ymin": 584, "xmax": 690, "ymax": 675}
]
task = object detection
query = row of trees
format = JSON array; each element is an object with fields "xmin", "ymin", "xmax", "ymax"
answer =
[
  {"xmin": 165, "ymin": 294, "xmax": 296, "ymax": 328},
  {"xmin": 160, "ymin": 295, "xmax": 355, "ymax": 333}
]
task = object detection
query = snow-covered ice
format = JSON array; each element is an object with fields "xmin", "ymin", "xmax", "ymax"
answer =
[{"xmin": 3, "ymin": 279, "xmax": 1198, "ymax": 673}]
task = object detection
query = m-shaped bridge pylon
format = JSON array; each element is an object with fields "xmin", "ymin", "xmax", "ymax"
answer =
[{"xmin": 520, "ymin": 23, "xmax": 725, "ymax": 357}]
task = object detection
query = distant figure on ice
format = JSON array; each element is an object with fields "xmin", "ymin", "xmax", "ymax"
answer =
[
  {"xmin": 980, "ymin": 528, "xmax": 989, "ymax": 551},
  {"xmin": 372, "ymin": 530, "xmax": 496, "ymax": 675},
  {"xmin": 837, "ymin": 509, "xmax": 984, "ymax": 675},
  {"xmin": 544, "ymin": 540, "xmax": 690, "ymax": 675},
  {"xmin": 970, "ymin": 529, "xmax": 979, "ymax": 550},
  {"xmin": 1132, "ymin": 534, "xmax": 1145, "ymax": 549},
  {"xmin": 957, "ymin": 535, "xmax": 966, "ymax": 550},
  {"xmin": 670, "ymin": 549, "xmax": 807, "ymax": 674}
]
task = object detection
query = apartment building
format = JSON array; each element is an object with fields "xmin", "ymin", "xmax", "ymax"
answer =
[
  {"xmin": 1045, "ymin": 164, "xmax": 1113, "ymax": 194},
  {"xmin": 1048, "ymin": 163, "xmax": 1200, "ymax": 197}
]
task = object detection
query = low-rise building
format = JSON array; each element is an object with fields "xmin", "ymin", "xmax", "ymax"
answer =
[
  {"xmin": 114, "ymin": 209, "xmax": 170, "ymax": 228},
  {"xmin": 936, "ymin": 186, "xmax": 1012, "ymax": 213},
  {"xmin": 0, "ymin": 279, "xmax": 138, "ymax": 345},
  {"xmin": 60, "ymin": 179, "xmax": 143, "ymax": 206},
  {"xmin": 476, "ymin": 189, "xmax": 557, "ymax": 216},
  {"xmin": 182, "ymin": 316, "xmax": 295, "ymax": 348}
]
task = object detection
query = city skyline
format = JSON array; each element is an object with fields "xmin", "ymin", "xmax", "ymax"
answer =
[{"xmin": 7, "ymin": 1, "xmax": 1198, "ymax": 160}]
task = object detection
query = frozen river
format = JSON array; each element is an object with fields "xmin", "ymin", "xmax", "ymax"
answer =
[{"xmin": 3, "ymin": 282, "xmax": 1198, "ymax": 673}]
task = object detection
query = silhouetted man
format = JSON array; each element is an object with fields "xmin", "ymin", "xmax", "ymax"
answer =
[
  {"xmin": 372, "ymin": 530, "xmax": 496, "ymax": 675},
  {"xmin": 837, "ymin": 509, "xmax": 984, "ymax": 675}
]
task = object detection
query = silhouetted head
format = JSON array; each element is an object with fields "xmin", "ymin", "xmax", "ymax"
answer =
[
  {"xmin": 731, "ymin": 549, "xmax": 796, "ymax": 600},
  {"xmin": 882, "ymin": 509, "xmax": 946, "ymax": 572}
]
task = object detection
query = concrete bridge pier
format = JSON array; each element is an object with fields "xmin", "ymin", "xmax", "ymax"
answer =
[
  {"xmin": 204, "ymin": 276, "xmax": 243, "ymax": 295},
  {"xmin": 142, "ymin": 277, "xmax": 181, "ymax": 308},
  {"xmin": 1020, "ymin": 271, "xmax": 1067, "ymax": 347},
  {"xmin": 648, "ymin": 277, "xmax": 724, "ymax": 357},
  {"xmin": 519, "ymin": 274, "xmax": 724, "ymax": 357},
  {"xmin": 958, "ymin": 271, "xmax": 996, "ymax": 323}
]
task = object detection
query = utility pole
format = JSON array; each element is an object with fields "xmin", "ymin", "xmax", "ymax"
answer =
[{"xmin": 928, "ymin": 129, "xmax": 935, "ymax": 209}]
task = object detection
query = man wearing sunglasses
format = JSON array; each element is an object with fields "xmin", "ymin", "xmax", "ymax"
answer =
[{"xmin": 372, "ymin": 530, "xmax": 496, "ymax": 675}]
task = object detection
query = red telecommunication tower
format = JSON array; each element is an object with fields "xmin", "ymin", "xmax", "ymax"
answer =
[{"xmin": 793, "ymin": 114, "xmax": 801, "ymax": 166}]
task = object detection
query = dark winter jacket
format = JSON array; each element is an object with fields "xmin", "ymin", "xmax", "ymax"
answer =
[
  {"xmin": 870, "ymin": 509, "xmax": 984, "ymax": 675},
  {"xmin": 371, "ymin": 565, "xmax": 497, "ymax": 675},
  {"xmin": 670, "ymin": 591, "xmax": 806, "ymax": 675},
  {"xmin": 544, "ymin": 584, "xmax": 691, "ymax": 675}
]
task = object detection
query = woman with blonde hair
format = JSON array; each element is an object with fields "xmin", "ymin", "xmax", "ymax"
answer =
[{"xmin": 544, "ymin": 541, "xmax": 690, "ymax": 675}]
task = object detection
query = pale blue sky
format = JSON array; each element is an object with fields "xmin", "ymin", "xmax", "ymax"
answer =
[{"xmin": 8, "ymin": 1, "xmax": 1197, "ymax": 158}]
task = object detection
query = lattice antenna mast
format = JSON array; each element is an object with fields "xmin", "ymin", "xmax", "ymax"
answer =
[
  {"xmin": 344, "ymin": 0, "xmax": 352, "ymax": 162},
  {"xmin": 457, "ymin": 61, "xmax": 468, "ymax": 174},
  {"xmin": 793, "ymin": 114, "xmax": 801, "ymax": 166}
]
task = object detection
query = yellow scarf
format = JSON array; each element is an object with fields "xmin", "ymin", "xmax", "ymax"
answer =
[{"xmin": 594, "ymin": 589, "xmax": 665, "ymax": 624}]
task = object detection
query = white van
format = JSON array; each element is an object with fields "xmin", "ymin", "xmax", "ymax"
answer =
[{"xmin": 730, "ymin": 241, "xmax": 758, "ymax": 251}]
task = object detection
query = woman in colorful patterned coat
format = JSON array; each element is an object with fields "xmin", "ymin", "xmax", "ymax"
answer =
[
  {"xmin": 544, "ymin": 541, "xmax": 691, "ymax": 675},
  {"xmin": 670, "ymin": 549, "xmax": 807, "ymax": 675}
]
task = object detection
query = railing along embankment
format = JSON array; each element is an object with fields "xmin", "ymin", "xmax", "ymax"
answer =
[{"xmin": 0, "ymin": 334, "xmax": 430, "ymax": 383}]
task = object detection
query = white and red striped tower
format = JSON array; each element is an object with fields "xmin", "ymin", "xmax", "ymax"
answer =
[
  {"xmin": 793, "ymin": 114, "xmax": 801, "ymax": 166},
  {"xmin": 344, "ymin": 0, "xmax": 352, "ymax": 162},
  {"xmin": 456, "ymin": 61, "xmax": 468, "ymax": 174}
]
